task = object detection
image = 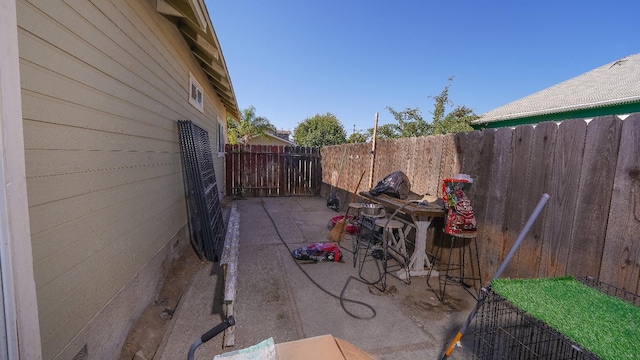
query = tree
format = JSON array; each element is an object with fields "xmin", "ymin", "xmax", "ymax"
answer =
[
  {"xmin": 429, "ymin": 77, "xmax": 478, "ymax": 135},
  {"xmin": 433, "ymin": 105, "xmax": 477, "ymax": 135},
  {"xmin": 227, "ymin": 106, "xmax": 276, "ymax": 145},
  {"xmin": 383, "ymin": 107, "xmax": 432, "ymax": 138},
  {"xmin": 366, "ymin": 123, "xmax": 399, "ymax": 140},
  {"xmin": 347, "ymin": 131, "xmax": 369, "ymax": 143},
  {"xmin": 293, "ymin": 113, "xmax": 346, "ymax": 147},
  {"xmin": 372, "ymin": 77, "xmax": 477, "ymax": 138}
]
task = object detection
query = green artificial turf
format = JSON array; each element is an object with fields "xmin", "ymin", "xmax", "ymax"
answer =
[{"xmin": 492, "ymin": 276, "xmax": 640, "ymax": 360}]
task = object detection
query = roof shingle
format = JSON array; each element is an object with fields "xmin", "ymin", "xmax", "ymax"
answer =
[{"xmin": 474, "ymin": 53, "xmax": 640, "ymax": 125}]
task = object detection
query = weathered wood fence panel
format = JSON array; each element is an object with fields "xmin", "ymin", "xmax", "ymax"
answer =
[
  {"xmin": 288, "ymin": 146, "xmax": 321, "ymax": 196},
  {"xmin": 479, "ymin": 127, "xmax": 512, "ymax": 283},
  {"xmin": 501, "ymin": 125, "xmax": 535, "ymax": 278},
  {"xmin": 540, "ymin": 119, "xmax": 587, "ymax": 278},
  {"xmin": 518, "ymin": 121, "xmax": 557, "ymax": 278},
  {"xmin": 320, "ymin": 113, "xmax": 640, "ymax": 294},
  {"xmin": 225, "ymin": 144, "xmax": 320, "ymax": 197},
  {"xmin": 566, "ymin": 117, "xmax": 622, "ymax": 279},
  {"xmin": 600, "ymin": 114, "xmax": 640, "ymax": 291},
  {"xmin": 439, "ymin": 135, "xmax": 461, "ymax": 197}
]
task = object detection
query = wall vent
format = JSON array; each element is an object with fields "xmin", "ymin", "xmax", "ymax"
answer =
[{"xmin": 189, "ymin": 72, "xmax": 204, "ymax": 113}]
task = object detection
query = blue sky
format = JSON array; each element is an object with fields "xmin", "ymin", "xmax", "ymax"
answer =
[{"xmin": 206, "ymin": 0, "xmax": 639, "ymax": 134}]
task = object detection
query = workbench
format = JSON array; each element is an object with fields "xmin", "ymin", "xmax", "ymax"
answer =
[{"xmin": 359, "ymin": 192, "xmax": 445, "ymax": 279}]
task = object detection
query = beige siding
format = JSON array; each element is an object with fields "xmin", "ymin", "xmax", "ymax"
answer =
[
  {"xmin": 17, "ymin": 0, "xmax": 227, "ymax": 358},
  {"xmin": 0, "ymin": 0, "xmax": 42, "ymax": 357}
]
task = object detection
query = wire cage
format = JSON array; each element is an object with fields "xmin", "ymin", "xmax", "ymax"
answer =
[{"xmin": 472, "ymin": 277, "xmax": 640, "ymax": 360}]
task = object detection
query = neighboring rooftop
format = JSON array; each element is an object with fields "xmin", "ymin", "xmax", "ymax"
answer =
[
  {"xmin": 246, "ymin": 131, "xmax": 296, "ymax": 146},
  {"xmin": 274, "ymin": 130, "xmax": 293, "ymax": 142},
  {"xmin": 473, "ymin": 53, "xmax": 640, "ymax": 129}
]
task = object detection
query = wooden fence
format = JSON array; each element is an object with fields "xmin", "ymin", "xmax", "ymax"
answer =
[
  {"xmin": 225, "ymin": 144, "xmax": 321, "ymax": 197},
  {"xmin": 321, "ymin": 114, "xmax": 640, "ymax": 295}
]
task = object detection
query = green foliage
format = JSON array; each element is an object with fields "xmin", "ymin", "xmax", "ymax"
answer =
[
  {"xmin": 429, "ymin": 78, "xmax": 478, "ymax": 135},
  {"xmin": 347, "ymin": 131, "xmax": 369, "ymax": 143},
  {"xmin": 227, "ymin": 106, "xmax": 276, "ymax": 145},
  {"xmin": 293, "ymin": 113, "xmax": 346, "ymax": 147},
  {"xmin": 433, "ymin": 105, "xmax": 477, "ymax": 134},
  {"xmin": 367, "ymin": 123, "xmax": 400, "ymax": 140},
  {"xmin": 227, "ymin": 119, "xmax": 239, "ymax": 144},
  {"xmin": 384, "ymin": 107, "xmax": 432, "ymax": 138},
  {"xmin": 373, "ymin": 77, "xmax": 477, "ymax": 139}
]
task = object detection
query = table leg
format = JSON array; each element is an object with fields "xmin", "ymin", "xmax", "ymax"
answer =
[{"xmin": 395, "ymin": 216, "xmax": 439, "ymax": 280}]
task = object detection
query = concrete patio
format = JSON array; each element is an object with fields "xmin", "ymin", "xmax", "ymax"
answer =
[{"xmin": 155, "ymin": 196, "xmax": 478, "ymax": 360}]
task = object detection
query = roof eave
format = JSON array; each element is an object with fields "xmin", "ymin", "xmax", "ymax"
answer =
[
  {"xmin": 155, "ymin": 0, "xmax": 240, "ymax": 120},
  {"xmin": 474, "ymin": 97, "xmax": 640, "ymax": 125},
  {"xmin": 471, "ymin": 101, "xmax": 640, "ymax": 130}
]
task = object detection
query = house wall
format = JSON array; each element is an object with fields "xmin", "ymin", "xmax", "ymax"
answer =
[
  {"xmin": 17, "ymin": 0, "xmax": 227, "ymax": 358},
  {"xmin": 0, "ymin": 0, "xmax": 42, "ymax": 358},
  {"xmin": 247, "ymin": 135, "xmax": 292, "ymax": 146}
]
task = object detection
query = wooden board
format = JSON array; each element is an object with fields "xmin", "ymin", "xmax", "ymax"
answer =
[
  {"xmin": 566, "ymin": 116, "xmax": 623, "ymax": 278},
  {"xmin": 539, "ymin": 119, "xmax": 587, "ymax": 278},
  {"xmin": 404, "ymin": 137, "xmax": 419, "ymax": 194},
  {"xmin": 360, "ymin": 192, "xmax": 445, "ymax": 218},
  {"xmin": 409, "ymin": 137, "xmax": 427, "ymax": 196},
  {"xmin": 600, "ymin": 114, "xmax": 640, "ymax": 293},
  {"xmin": 477, "ymin": 128, "xmax": 512, "ymax": 282},
  {"xmin": 516, "ymin": 121, "xmax": 557, "ymax": 278},
  {"xmin": 373, "ymin": 139, "xmax": 395, "ymax": 181},
  {"xmin": 459, "ymin": 130, "xmax": 489, "ymax": 204},
  {"xmin": 459, "ymin": 129, "xmax": 495, "ymax": 285},
  {"xmin": 499, "ymin": 125, "xmax": 534, "ymax": 278},
  {"xmin": 438, "ymin": 134, "xmax": 461, "ymax": 188}
]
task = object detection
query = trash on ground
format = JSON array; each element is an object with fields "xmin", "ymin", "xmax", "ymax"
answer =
[
  {"xmin": 291, "ymin": 242, "xmax": 342, "ymax": 262},
  {"xmin": 328, "ymin": 215, "xmax": 359, "ymax": 235},
  {"xmin": 213, "ymin": 337, "xmax": 276, "ymax": 360}
]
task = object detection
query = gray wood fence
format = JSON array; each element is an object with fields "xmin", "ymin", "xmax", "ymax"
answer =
[
  {"xmin": 321, "ymin": 114, "xmax": 640, "ymax": 295},
  {"xmin": 225, "ymin": 144, "xmax": 321, "ymax": 197}
]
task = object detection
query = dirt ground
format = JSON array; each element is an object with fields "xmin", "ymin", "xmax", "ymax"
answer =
[{"xmin": 118, "ymin": 248, "xmax": 209, "ymax": 360}]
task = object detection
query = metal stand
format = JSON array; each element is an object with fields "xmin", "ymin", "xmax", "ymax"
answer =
[
  {"xmin": 337, "ymin": 203, "xmax": 364, "ymax": 264},
  {"xmin": 375, "ymin": 218, "xmax": 411, "ymax": 285},
  {"xmin": 427, "ymin": 232, "xmax": 482, "ymax": 301},
  {"xmin": 355, "ymin": 214, "xmax": 386, "ymax": 290},
  {"xmin": 352, "ymin": 211, "xmax": 385, "ymax": 267},
  {"xmin": 355, "ymin": 211, "xmax": 414, "ymax": 291}
]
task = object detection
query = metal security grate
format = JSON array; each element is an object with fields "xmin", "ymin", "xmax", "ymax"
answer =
[{"xmin": 178, "ymin": 120, "xmax": 226, "ymax": 261}]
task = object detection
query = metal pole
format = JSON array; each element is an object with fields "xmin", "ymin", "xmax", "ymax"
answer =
[
  {"xmin": 441, "ymin": 193, "xmax": 550, "ymax": 359},
  {"xmin": 493, "ymin": 193, "xmax": 550, "ymax": 281},
  {"xmin": 368, "ymin": 112, "xmax": 378, "ymax": 189}
]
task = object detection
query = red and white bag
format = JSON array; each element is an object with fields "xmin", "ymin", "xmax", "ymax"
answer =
[{"xmin": 442, "ymin": 176, "xmax": 477, "ymax": 235}]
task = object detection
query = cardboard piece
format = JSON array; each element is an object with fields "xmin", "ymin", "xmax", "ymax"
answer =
[{"xmin": 275, "ymin": 334, "xmax": 375, "ymax": 360}]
